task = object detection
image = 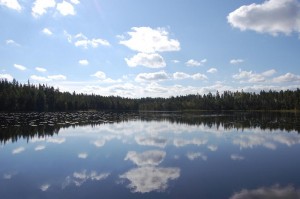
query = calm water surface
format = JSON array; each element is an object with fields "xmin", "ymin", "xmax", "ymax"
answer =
[{"xmin": 0, "ymin": 112, "xmax": 300, "ymax": 199}]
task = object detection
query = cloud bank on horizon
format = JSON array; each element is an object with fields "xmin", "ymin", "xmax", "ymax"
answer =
[{"xmin": 0, "ymin": 0, "xmax": 299, "ymax": 98}]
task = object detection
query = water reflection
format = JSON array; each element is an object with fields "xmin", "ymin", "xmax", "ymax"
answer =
[
  {"xmin": 229, "ymin": 185, "xmax": 300, "ymax": 199},
  {"xmin": 0, "ymin": 111, "xmax": 300, "ymax": 198}
]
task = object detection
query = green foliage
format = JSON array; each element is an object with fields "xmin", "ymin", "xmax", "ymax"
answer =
[{"xmin": 0, "ymin": 79, "xmax": 299, "ymax": 111}]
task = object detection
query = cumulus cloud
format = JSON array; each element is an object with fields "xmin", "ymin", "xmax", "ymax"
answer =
[
  {"xmin": 120, "ymin": 166, "xmax": 180, "ymax": 193},
  {"xmin": 273, "ymin": 72, "xmax": 300, "ymax": 82},
  {"xmin": 12, "ymin": 147, "xmax": 25, "ymax": 154},
  {"xmin": 173, "ymin": 138, "xmax": 208, "ymax": 147},
  {"xmin": 186, "ymin": 152, "xmax": 207, "ymax": 161},
  {"xmin": 73, "ymin": 33, "xmax": 110, "ymax": 49},
  {"xmin": 173, "ymin": 72, "xmax": 190, "ymax": 80},
  {"xmin": 186, "ymin": 59, "xmax": 206, "ymax": 67},
  {"xmin": 230, "ymin": 59, "xmax": 244, "ymax": 65},
  {"xmin": 125, "ymin": 53, "xmax": 166, "ymax": 68},
  {"xmin": 31, "ymin": 75, "xmax": 51, "ymax": 82},
  {"xmin": 233, "ymin": 69, "xmax": 277, "ymax": 83},
  {"xmin": 191, "ymin": 73, "xmax": 208, "ymax": 80},
  {"xmin": 207, "ymin": 68, "xmax": 218, "ymax": 74},
  {"xmin": 35, "ymin": 145, "xmax": 46, "ymax": 151},
  {"xmin": 135, "ymin": 71, "xmax": 169, "ymax": 82},
  {"xmin": 0, "ymin": 74, "xmax": 13, "ymax": 81},
  {"xmin": 135, "ymin": 136, "xmax": 168, "ymax": 148},
  {"xmin": 35, "ymin": 67, "xmax": 47, "ymax": 72},
  {"xmin": 13, "ymin": 64, "xmax": 26, "ymax": 71},
  {"xmin": 32, "ymin": 0, "xmax": 56, "ymax": 17},
  {"xmin": 0, "ymin": 0, "xmax": 21, "ymax": 11},
  {"xmin": 230, "ymin": 154, "xmax": 245, "ymax": 161},
  {"xmin": 42, "ymin": 28, "xmax": 53, "ymax": 36},
  {"xmin": 79, "ymin": 59, "xmax": 89, "ymax": 66},
  {"xmin": 91, "ymin": 71, "xmax": 106, "ymax": 80},
  {"xmin": 56, "ymin": 1, "xmax": 75, "ymax": 16},
  {"xmin": 78, "ymin": 153, "xmax": 88, "ymax": 159},
  {"xmin": 6, "ymin": 39, "xmax": 20, "ymax": 46},
  {"xmin": 40, "ymin": 184, "xmax": 51, "ymax": 191},
  {"xmin": 120, "ymin": 27, "xmax": 180, "ymax": 53},
  {"xmin": 125, "ymin": 150, "xmax": 166, "ymax": 166},
  {"xmin": 229, "ymin": 184, "xmax": 300, "ymax": 199},
  {"xmin": 227, "ymin": 0, "xmax": 300, "ymax": 36},
  {"xmin": 63, "ymin": 170, "xmax": 110, "ymax": 188},
  {"xmin": 48, "ymin": 75, "xmax": 67, "ymax": 81}
]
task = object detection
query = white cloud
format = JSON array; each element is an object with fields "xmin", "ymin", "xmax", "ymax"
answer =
[
  {"xmin": 31, "ymin": 75, "xmax": 51, "ymax": 82},
  {"xmin": 0, "ymin": 0, "xmax": 21, "ymax": 11},
  {"xmin": 120, "ymin": 166, "xmax": 180, "ymax": 193},
  {"xmin": 48, "ymin": 75, "xmax": 67, "ymax": 81},
  {"xmin": 172, "ymin": 60, "xmax": 180, "ymax": 64},
  {"xmin": 186, "ymin": 59, "xmax": 206, "ymax": 67},
  {"xmin": 230, "ymin": 154, "xmax": 245, "ymax": 161},
  {"xmin": 35, "ymin": 145, "xmax": 46, "ymax": 151},
  {"xmin": 13, "ymin": 64, "xmax": 26, "ymax": 71},
  {"xmin": 135, "ymin": 71, "xmax": 169, "ymax": 82},
  {"xmin": 173, "ymin": 72, "xmax": 190, "ymax": 80},
  {"xmin": 56, "ymin": 1, "xmax": 75, "ymax": 16},
  {"xmin": 135, "ymin": 136, "xmax": 168, "ymax": 148},
  {"xmin": 42, "ymin": 28, "xmax": 53, "ymax": 36},
  {"xmin": 230, "ymin": 59, "xmax": 244, "ymax": 65},
  {"xmin": 0, "ymin": 74, "xmax": 13, "ymax": 81},
  {"xmin": 47, "ymin": 137, "xmax": 66, "ymax": 144},
  {"xmin": 78, "ymin": 59, "xmax": 89, "ymax": 66},
  {"xmin": 174, "ymin": 138, "xmax": 208, "ymax": 147},
  {"xmin": 233, "ymin": 69, "xmax": 277, "ymax": 83},
  {"xmin": 70, "ymin": 0, "xmax": 80, "ymax": 5},
  {"xmin": 125, "ymin": 53, "xmax": 166, "ymax": 68},
  {"xmin": 6, "ymin": 39, "xmax": 20, "ymax": 46},
  {"xmin": 229, "ymin": 185, "xmax": 300, "ymax": 199},
  {"xmin": 40, "ymin": 184, "xmax": 51, "ymax": 191},
  {"xmin": 227, "ymin": 0, "xmax": 300, "ymax": 36},
  {"xmin": 207, "ymin": 145, "xmax": 218, "ymax": 151},
  {"xmin": 12, "ymin": 147, "xmax": 25, "ymax": 154},
  {"xmin": 73, "ymin": 33, "xmax": 110, "ymax": 49},
  {"xmin": 32, "ymin": 0, "xmax": 56, "ymax": 17},
  {"xmin": 191, "ymin": 73, "xmax": 208, "ymax": 80},
  {"xmin": 207, "ymin": 68, "xmax": 218, "ymax": 74},
  {"xmin": 91, "ymin": 71, "xmax": 106, "ymax": 80},
  {"xmin": 35, "ymin": 67, "xmax": 47, "ymax": 72},
  {"xmin": 120, "ymin": 27, "xmax": 180, "ymax": 53},
  {"xmin": 63, "ymin": 170, "xmax": 110, "ymax": 188},
  {"xmin": 186, "ymin": 152, "xmax": 207, "ymax": 161},
  {"xmin": 78, "ymin": 153, "xmax": 88, "ymax": 159},
  {"xmin": 125, "ymin": 150, "xmax": 166, "ymax": 166},
  {"xmin": 273, "ymin": 72, "xmax": 300, "ymax": 82}
]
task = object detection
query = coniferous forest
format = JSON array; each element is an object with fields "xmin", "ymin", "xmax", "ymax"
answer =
[{"xmin": 0, "ymin": 79, "xmax": 299, "ymax": 112}]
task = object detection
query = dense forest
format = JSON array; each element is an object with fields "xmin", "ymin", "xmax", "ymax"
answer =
[{"xmin": 0, "ymin": 79, "xmax": 299, "ymax": 111}]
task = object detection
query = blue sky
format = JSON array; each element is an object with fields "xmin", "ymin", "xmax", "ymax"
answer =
[{"xmin": 1, "ymin": 0, "xmax": 300, "ymax": 97}]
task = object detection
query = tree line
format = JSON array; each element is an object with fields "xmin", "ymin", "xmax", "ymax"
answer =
[{"xmin": 0, "ymin": 79, "xmax": 299, "ymax": 112}]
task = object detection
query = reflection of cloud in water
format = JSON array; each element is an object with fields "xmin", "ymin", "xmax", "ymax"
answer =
[
  {"xmin": 78, "ymin": 153, "xmax": 88, "ymax": 159},
  {"xmin": 233, "ymin": 133, "xmax": 300, "ymax": 150},
  {"xmin": 63, "ymin": 170, "xmax": 110, "ymax": 188},
  {"xmin": 3, "ymin": 172, "xmax": 17, "ymax": 180},
  {"xmin": 35, "ymin": 145, "xmax": 46, "ymax": 151},
  {"xmin": 92, "ymin": 135, "xmax": 120, "ymax": 147},
  {"xmin": 186, "ymin": 152, "xmax": 207, "ymax": 161},
  {"xmin": 47, "ymin": 137, "xmax": 66, "ymax": 144},
  {"xmin": 135, "ymin": 136, "xmax": 168, "ymax": 148},
  {"xmin": 40, "ymin": 184, "xmax": 51, "ymax": 191},
  {"xmin": 12, "ymin": 147, "xmax": 25, "ymax": 154},
  {"xmin": 120, "ymin": 166, "xmax": 180, "ymax": 193},
  {"xmin": 93, "ymin": 139, "xmax": 106, "ymax": 147},
  {"xmin": 207, "ymin": 145, "xmax": 218, "ymax": 151},
  {"xmin": 230, "ymin": 154, "xmax": 245, "ymax": 161},
  {"xmin": 173, "ymin": 138, "xmax": 208, "ymax": 147},
  {"xmin": 230, "ymin": 184, "xmax": 300, "ymax": 199},
  {"xmin": 125, "ymin": 150, "xmax": 166, "ymax": 166}
]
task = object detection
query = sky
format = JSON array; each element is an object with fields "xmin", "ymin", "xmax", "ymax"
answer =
[{"xmin": 0, "ymin": 0, "xmax": 300, "ymax": 98}]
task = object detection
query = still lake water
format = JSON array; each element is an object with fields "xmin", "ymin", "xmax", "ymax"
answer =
[{"xmin": 0, "ymin": 111, "xmax": 300, "ymax": 199}]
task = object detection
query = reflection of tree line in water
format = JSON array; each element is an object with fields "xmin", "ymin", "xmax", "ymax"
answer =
[{"xmin": 0, "ymin": 111, "xmax": 299, "ymax": 144}]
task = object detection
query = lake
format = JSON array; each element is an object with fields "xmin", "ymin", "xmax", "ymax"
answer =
[{"xmin": 0, "ymin": 111, "xmax": 300, "ymax": 199}]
